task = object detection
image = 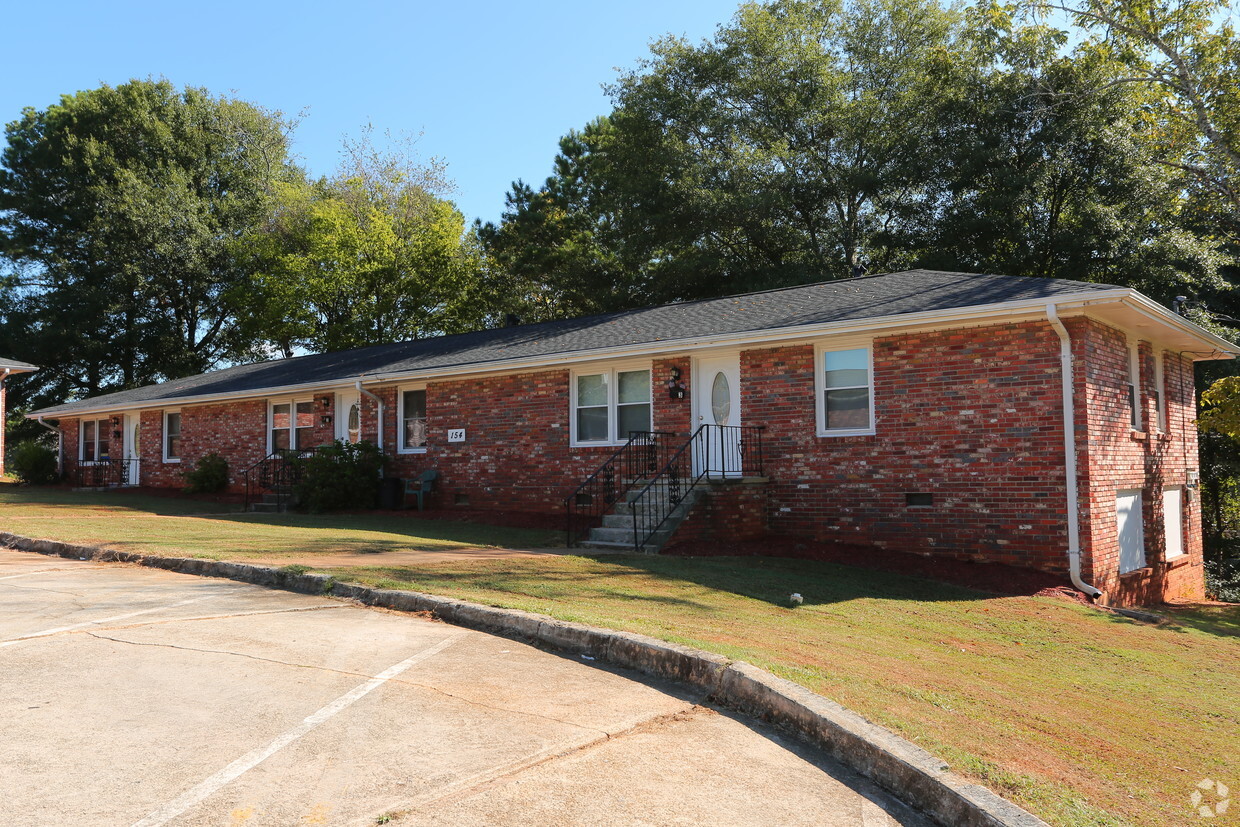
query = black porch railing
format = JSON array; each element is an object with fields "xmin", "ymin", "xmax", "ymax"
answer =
[
  {"xmin": 75, "ymin": 458, "xmax": 142, "ymax": 488},
  {"xmin": 242, "ymin": 448, "xmax": 322, "ymax": 511},
  {"xmin": 628, "ymin": 424, "xmax": 765, "ymax": 552},
  {"xmin": 564, "ymin": 431, "xmax": 676, "ymax": 547}
]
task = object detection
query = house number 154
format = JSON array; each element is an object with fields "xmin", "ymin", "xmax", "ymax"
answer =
[{"xmin": 447, "ymin": 429, "xmax": 465, "ymax": 442}]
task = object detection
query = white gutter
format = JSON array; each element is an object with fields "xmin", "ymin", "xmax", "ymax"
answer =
[
  {"xmin": 1046, "ymin": 304, "xmax": 1102, "ymax": 599},
  {"xmin": 356, "ymin": 380, "xmax": 385, "ymax": 454},
  {"xmin": 34, "ymin": 415, "xmax": 64, "ymax": 476}
]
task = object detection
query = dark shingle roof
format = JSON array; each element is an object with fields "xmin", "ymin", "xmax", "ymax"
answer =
[
  {"xmin": 1, "ymin": 357, "xmax": 39, "ymax": 371},
  {"xmin": 31, "ymin": 270, "xmax": 1121, "ymax": 416}
]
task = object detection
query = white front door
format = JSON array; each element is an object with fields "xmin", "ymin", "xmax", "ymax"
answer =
[
  {"xmin": 337, "ymin": 394, "xmax": 361, "ymax": 444},
  {"xmin": 122, "ymin": 413, "xmax": 141, "ymax": 486},
  {"xmin": 694, "ymin": 354, "xmax": 742, "ymax": 477},
  {"xmin": 1117, "ymin": 490, "xmax": 1146, "ymax": 573}
]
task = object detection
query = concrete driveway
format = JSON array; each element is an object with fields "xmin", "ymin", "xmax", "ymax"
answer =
[{"xmin": 0, "ymin": 549, "xmax": 930, "ymax": 826}]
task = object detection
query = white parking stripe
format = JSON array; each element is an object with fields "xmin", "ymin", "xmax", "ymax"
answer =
[
  {"xmin": 0, "ymin": 596, "xmax": 212, "ymax": 647},
  {"xmin": 131, "ymin": 633, "xmax": 466, "ymax": 827},
  {"xmin": 0, "ymin": 570, "xmax": 75, "ymax": 580}
]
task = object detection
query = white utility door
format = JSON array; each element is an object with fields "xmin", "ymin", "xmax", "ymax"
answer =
[
  {"xmin": 1163, "ymin": 487, "xmax": 1184, "ymax": 559},
  {"xmin": 122, "ymin": 413, "xmax": 141, "ymax": 485},
  {"xmin": 337, "ymin": 394, "xmax": 361, "ymax": 444},
  {"xmin": 694, "ymin": 354, "xmax": 742, "ymax": 477},
  {"xmin": 1116, "ymin": 490, "xmax": 1146, "ymax": 573}
]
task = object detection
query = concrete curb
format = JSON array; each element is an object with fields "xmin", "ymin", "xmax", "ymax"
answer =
[{"xmin": 2, "ymin": 532, "xmax": 1047, "ymax": 827}]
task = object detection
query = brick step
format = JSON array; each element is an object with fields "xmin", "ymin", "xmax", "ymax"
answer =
[{"xmin": 579, "ymin": 539, "xmax": 659, "ymax": 554}]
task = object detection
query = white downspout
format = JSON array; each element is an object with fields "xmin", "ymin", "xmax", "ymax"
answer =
[
  {"xmin": 1046, "ymin": 304, "xmax": 1102, "ymax": 599},
  {"xmin": 35, "ymin": 415, "xmax": 64, "ymax": 477},
  {"xmin": 355, "ymin": 380, "xmax": 386, "ymax": 455}
]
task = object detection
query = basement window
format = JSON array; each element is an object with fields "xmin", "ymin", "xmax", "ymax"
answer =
[{"xmin": 905, "ymin": 492, "xmax": 933, "ymax": 507}]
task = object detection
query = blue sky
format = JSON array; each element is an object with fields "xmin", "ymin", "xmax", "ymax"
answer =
[{"xmin": 2, "ymin": 0, "xmax": 743, "ymax": 225}]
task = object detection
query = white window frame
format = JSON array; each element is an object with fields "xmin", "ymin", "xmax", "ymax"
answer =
[
  {"xmin": 79, "ymin": 417, "xmax": 111, "ymax": 462},
  {"xmin": 162, "ymin": 410, "xmax": 182, "ymax": 464},
  {"xmin": 1153, "ymin": 351, "xmax": 1167, "ymax": 433},
  {"xmin": 815, "ymin": 339, "xmax": 876, "ymax": 437},
  {"xmin": 1127, "ymin": 338, "xmax": 1142, "ymax": 432},
  {"xmin": 569, "ymin": 362, "xmax": 653, "ymax": 447},
  {"xmin": 397, "ymin": 385, "xmax": 428, "ymax": 454},
  {"xmin": 267, "ymin": 398, "xmax": 315, "ymax": 454}
]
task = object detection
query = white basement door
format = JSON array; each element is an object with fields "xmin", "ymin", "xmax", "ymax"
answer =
[{"xmin": 1116, "ymin": 490, "xmax": 1146, "ymax": 574}]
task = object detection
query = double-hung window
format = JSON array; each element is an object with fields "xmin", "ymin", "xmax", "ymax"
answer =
[
  {"xmin": 270, "ymin": 400, "xmax": 314, "ymax": 452},
  {"xmin": 399, "ymin": 388, "xmax": 427, "ymax": 453},
  {"xmin": 817, "ymin": 344, "xmax": 874, "ymax": 436},
  {"xmin": 1127, "ymin": 340, "xmax": 1142, "ymax": 431},
  {"xmin": 81, "ymin": 418, "xmax": 111, "ymax": 461},
  {"xmin": 163, "ymin": 412, "xmax": 181, "ymax": 462},
  {"xmin": 1153, "ymin": 352, "xmax": 1167, "ymax": 432},
  {"xmin": 572, "ymin": 367, "xmax": 651, "ymax": 445}
]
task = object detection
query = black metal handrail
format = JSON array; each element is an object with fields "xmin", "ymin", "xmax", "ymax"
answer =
[
  {"xmin": 628, "ymin": 424, "xmax": 765, "ymax": 552},
  {"xmin": 564, "ymin": 431, "xmax": 676, "ymax": 547},
  {"xmin": 75, "ymin": 458, "xmax": 142, "ymax": 488},
  {"xmin": 242, "ymin": 447, "xmax": 322, "ymax": 511}
]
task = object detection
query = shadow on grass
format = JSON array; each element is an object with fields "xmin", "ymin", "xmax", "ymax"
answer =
[
  {"xmin": 1159, "ymin": 604, "xmax": 1240, "ymax": 638},
  {"xmin": 0, "ymin": 483, "xmax": 238, "ymax": 517},
  {"xmin": 338, "ymin": 552, "xmax": 996, "ymax": 611}
]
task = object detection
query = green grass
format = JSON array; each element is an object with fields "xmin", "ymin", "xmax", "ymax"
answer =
[
  {"xmin": 4, "ymin": 484, "xmax": 1237, "ymax": 826},
  {"xmin": 0, "ymin": 484, "xmax": 562, "ymax": 556}
]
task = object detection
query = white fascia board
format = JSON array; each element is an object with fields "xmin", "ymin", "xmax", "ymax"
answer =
[
  {"xmin": 1120, "ymin": 294, "xmax": 1239, "ymax": 357},
  {"xmin": 37, "ymin": 288, "xmax": 1206, "ymax": 419}
]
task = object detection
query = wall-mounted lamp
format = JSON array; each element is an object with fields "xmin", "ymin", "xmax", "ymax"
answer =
[{"xmin": 666, "ymin": 366, "xmax": 686, "ymax": 400}]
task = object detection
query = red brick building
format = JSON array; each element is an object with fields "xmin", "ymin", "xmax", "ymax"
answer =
[
  {"xmin": 1, "ymin": 357, "xmax": 39, "ymax": 478},
  {"xmin": 28, "ymin": 271, "xmax": 1237, "ymax": 606}
]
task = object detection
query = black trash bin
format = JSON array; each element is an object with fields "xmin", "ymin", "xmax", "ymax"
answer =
[{"xmin": 379, "ymin": 476, "xmax": 404, "ymax": 510}]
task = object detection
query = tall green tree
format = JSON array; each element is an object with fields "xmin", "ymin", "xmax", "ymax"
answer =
[
  {"xmin": 238, "ymin": 134, "xmax": 489, "ymax": 354},
  {"xmin": 921, "ymin": 3, "xmax": 1228, "ymax": 303},
  {"xmin": 481, "ymin": 0, "xmax": 969, "ymax": 314},
  {"xmin": 0, "ymin": 78, "xmax": 294, "ymax": 408}
]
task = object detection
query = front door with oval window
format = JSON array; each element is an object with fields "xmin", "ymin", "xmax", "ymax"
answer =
[
  {"xmin": 337, "ymin": 395, "xmax": 362, "ymax": 444},
  {"xmin": 694, "ymin": 354, "xmax": 742, "ymax": 477}
]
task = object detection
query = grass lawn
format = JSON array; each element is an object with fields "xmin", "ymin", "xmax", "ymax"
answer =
[
  {"xmin": 0, "ymin": 484, "xmax": 562, "ymax": 556},
  {"xmin": 3, "ymin": 485, "xmax": 1236, "ymax": 826}
]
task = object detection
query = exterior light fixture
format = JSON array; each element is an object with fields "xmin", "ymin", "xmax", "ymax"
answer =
[{"xmin": 666, "ymin": 366, "xmax": 686, "ymax": 400}]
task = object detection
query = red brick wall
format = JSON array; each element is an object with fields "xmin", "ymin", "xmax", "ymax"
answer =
[
  {"xmin": 379, "ymin": 363, "xmax": 694, "ymax": 512},
  {"xmin": 668, "ymin": 481, "xmax": 769, "ymax": 545},
  {"xmin": 750, "ymin": 321, "xmax": 1071, "ymax": 573},
  {"xmin": 1076, "ymin": 319, "xmax": 1205, "ymax": 604}
]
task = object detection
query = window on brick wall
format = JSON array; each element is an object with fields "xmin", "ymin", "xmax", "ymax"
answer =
[
  {"xmin": 1127, "ymin": 340, "xmax": 1142, "ymax": 431},
  {"xmin": 816, "ymin": 343, "xmax": 874, "ymax": 436},
  {"xmin": 399, "ymin": 388, "xmax": 427, "ymax": 453},
  {"xmin": 269, "ymin": 400, "xmax": 314, "ymax": 452},
  {"xmin": 1154, "ymin": 352, "xmax": 1167, "ymax": 432},
  {"xmin": 80, "ymin": 418, "xmax": 111, "ymax": 461},
  {"xmin": 163, "ymin": 411, "xmax": 181, "ymax": 462},
  {"xmin": 571, "ymin": 366, "xmax": 651, "ymax": 445}
]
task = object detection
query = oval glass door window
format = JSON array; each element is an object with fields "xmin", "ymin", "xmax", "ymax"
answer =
[
  {"xmin": 347, "ymin": 403, "xmax": 361, "ymax": 443},
  {"xmin": 711, "ymin": 372, "xmax": 731, "ymax": 425}
]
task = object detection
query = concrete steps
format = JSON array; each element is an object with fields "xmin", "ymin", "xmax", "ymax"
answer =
[{"xmin": 579, "ymin": 488, "xmax": 703, "ymax": 554}]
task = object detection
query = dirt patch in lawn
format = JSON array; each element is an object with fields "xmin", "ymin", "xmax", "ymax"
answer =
[{"xmin": 665, "ymin": 536, "xmax": 1072, "ymax": 598}]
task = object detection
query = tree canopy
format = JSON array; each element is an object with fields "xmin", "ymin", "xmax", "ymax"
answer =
[{"xmin": 0, "ymin": 78, "xmax": 295, "ymax": 409}]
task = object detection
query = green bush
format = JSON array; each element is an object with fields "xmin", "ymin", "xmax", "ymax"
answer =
[
  {"xmin": 1205, "ymin": 543, "xmax": 1240, "ymax": 603},
  {"xmin": 7, "ymin": 440, "xmax": 59, "ymax": 485},
  {"xmin": 293, "ymin": 440, "xmax": 389, "ymax": 513},
  {"xmin": 183, "ymin": 452, "xmax": 230, "ymax": 494}
]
